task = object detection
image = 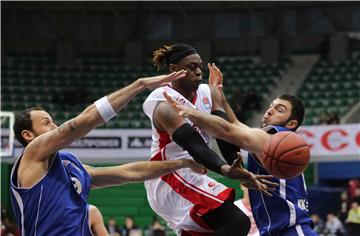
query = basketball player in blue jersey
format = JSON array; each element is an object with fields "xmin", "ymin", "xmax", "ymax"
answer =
[
  {"xmin": 164, "ymin": 65, "xmax": 317, "ymax": 236},
  {"xmin": 10, "ymin": 71, "xmax": 209, "ymax": 236}
]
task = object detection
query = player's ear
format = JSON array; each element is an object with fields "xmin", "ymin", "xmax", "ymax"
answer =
[
  {"xmin": 21, "ymin": 130, "xmax": 35, "ymax": 143},
  {"xmin": 285, "ymin": 120, "xmax": 298, "ymax": 130},
  {"xmin": 169, "ymin": 64, "xmax": 178, "ymax": 73}
]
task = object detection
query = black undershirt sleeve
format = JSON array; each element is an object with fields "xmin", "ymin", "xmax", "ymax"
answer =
[
  {"xmin": 211, "ymin": 110, "xmax": 240, "ymax": 165},
  {"xmin": 172, "ymin": 123, "xmax": 227, "ymax": 175}
]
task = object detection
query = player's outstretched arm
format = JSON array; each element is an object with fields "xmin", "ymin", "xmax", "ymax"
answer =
[
  {"xmin": 24, "ymin": 71, "xmax": 187, "ymax": 162},
  {"xmin": 164, "ymin": 92, "xmax": 269, "ymax": 157},
  {"xmin": 85, "ymin": 159, "xmax": 206, "ymax": 188}
]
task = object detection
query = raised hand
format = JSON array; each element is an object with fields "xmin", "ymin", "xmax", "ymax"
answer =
[
  {"xmin": 140, "ymin": 70, "xmax": 187, "ymax": 90},
  {"xmin": 208, "ymin": 63, "xmax": 223, "ymax": 89},
  {"xmin": 224, "ymin": 153, "xmax": 278, "ymax": 197}
]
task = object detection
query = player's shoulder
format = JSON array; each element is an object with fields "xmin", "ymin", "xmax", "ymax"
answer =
[
  {"xmin": 58, "ymin": 151, "xmax": 83, "ymax": 165},
  {"xmin": 58, "ymin": 151, "xmax": 77, "ymax": 159},
  {"xmin": 199, "ymin": 83, "xmax": 210, "ymax": 90},
  {"xmin": 146, "ymin": 86, "xmax": 165, "ymax": 98},
  {"xmin": 198, "ymin": 84, "xmax": 211, "ymax": 94}
]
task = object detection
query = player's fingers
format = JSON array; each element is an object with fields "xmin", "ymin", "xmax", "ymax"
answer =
[
  {"xmin": 208, "ymin": 63, "xmax": 214, "ymax": 77},
  {"xmin": 262, "ymin": 188, "xmax": 273, "ymax": 197},
  {"xmin": 213, "ymin": 64, "xmax": 222, "ymax": 76},
  {"xmin": 235, "ymin": 152, "xmax": 244, "ymax": 166},
  {"xmin": 260, "ymin": 179, "xmax": 279, "ymax": 187},
  {"xmin": 232, "ymin": 155, "xmax": 243, "ymax": 168},
  {"xmin": 163, "ymin": 92, "xmax": 178, "ymax": 108},
  {"xmin": 170, "ymin": 70, "xmax": 186, "ymax": 81},
  {"xmin": 208, "ymin": 63, "xmax": 213, "ymax": 73},
  {"xmin": 255, "ymin": 174, "xmax": 274, "ymax": 179},
  {"xmin": 213, "ymin": 64, "xmax": 223, "ymax": 82}
]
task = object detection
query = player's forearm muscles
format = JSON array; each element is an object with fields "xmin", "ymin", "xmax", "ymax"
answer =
[
  {"xmin": 186, "ymin": 109, "xmax": 263, "ymax": 152},
  {"xmin": 186, "ymin": 108, "xmax": 233, "ymax": 140},
  {"xmin": 106, "ymin": 79, "xmax": 145, "ymax": 113},
  {"xmin": 89, "ymin": 160, "xmax": 191, "ymax": 188},
  {"xmin": 29, "ymin": 80, "xmax": 146, "ymax": 158}
]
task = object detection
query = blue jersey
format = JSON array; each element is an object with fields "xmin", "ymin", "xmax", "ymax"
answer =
[
  {"xmin": 10, "ymin": 151, "xmax": 93, "ymax": 236},
  {"xmin": 248, "ymin": 126, "xmax": 314, "ymax": 236}
]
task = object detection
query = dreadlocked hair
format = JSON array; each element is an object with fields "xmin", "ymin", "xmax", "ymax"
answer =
[{"xmin": 153, "ymin": 45, "xmax": 172, "ymax": 71}]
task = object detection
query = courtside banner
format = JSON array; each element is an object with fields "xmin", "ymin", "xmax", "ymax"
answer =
[
  {"xmin": 297, "ymin": 123, "xmax": 360, "ymax": 162},
  {"xmin": 4, "ymin": 129, "xmax": 153, "ymax": 162},
  {"xmin": 2, "ymin": 124, "xmax": 359, "ymax": 162}
]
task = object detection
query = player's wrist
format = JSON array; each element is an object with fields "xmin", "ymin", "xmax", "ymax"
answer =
[
  {"xmin": 181, "ymin": 159, "xmax": 193, "ymax": 168},
  {"xmin": 135, "ymin": 78, "xmax": 147, "ymax": 90}
]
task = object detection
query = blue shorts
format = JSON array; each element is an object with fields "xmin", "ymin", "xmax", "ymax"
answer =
[{"xmin": 281, "ymin": 224, "xmax": 318, "ymax": 236}]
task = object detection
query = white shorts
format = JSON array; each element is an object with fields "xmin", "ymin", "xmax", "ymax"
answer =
[{"xmin": 145, "ymin": 151, "xmax": 234, "ymax": 235}]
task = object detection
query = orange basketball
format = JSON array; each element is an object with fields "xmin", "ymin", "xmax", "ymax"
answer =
[{"xmin": 261, "ymin": 131, "xmax": 310, "ymax": 179}]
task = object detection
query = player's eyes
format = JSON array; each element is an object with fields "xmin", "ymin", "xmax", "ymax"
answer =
[
  {"xmin": 188, "ymin": 63, "xmax": 202, "ymax": 70},
  {"xmin": 188, "ymin": 64, "xmax": 196, "ymax": 70}
]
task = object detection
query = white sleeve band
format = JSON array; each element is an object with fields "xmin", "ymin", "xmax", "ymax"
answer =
[{"xmin": 94, "ymin": 96, "xmax": 117, "ymax": 122}]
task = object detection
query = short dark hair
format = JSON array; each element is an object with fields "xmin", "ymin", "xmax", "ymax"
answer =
[
  {"xmin": 13, "ymin": 107, "xmax": 45, "ymax": 147},
  {"xmin": 277, "ymin": 94, "xmax": 305, "ymax": 131}
]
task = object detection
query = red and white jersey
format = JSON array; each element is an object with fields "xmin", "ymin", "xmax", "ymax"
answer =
[
  {"xmin": 142, "ymin": 84, "xmax": 234, "ymax": 235},
  {"xmin": 234, "ymin": 199, "xmax": 260, "ymax": 236},
  {"xmin": 143, "ymin": 84, "xmax": 213, "ymax": 157}
]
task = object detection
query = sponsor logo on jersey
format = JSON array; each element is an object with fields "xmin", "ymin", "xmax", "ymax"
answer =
[
  {"xmin": 202, "ymin": 96, "xmax": 211, "ymax": 110},
  {"xmin": 175, "ymin": 97, "xmax": 186, "ymax": 105}
]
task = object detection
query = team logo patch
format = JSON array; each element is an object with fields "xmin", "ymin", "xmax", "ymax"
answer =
[
  {"xmin": 71, "ymin": 177, "xmax": 82, "ymax": 194},
  {"xmin": 202, "ymin": 96, "xmax": 211, "ymax": 110}
]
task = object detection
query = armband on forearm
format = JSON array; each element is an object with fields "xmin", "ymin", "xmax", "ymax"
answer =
[
  {"xmin": 94, "ymin": 96, "xmax": 116, "ymax": 122},
  {"xmin": 172, "ymin": 123, "xmax": 227, "ymax": 174}
]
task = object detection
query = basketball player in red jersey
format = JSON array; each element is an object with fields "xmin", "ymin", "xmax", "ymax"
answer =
[{"xmin": 143, "ymin": 43, "xmax": 277, "ymax": 236}]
